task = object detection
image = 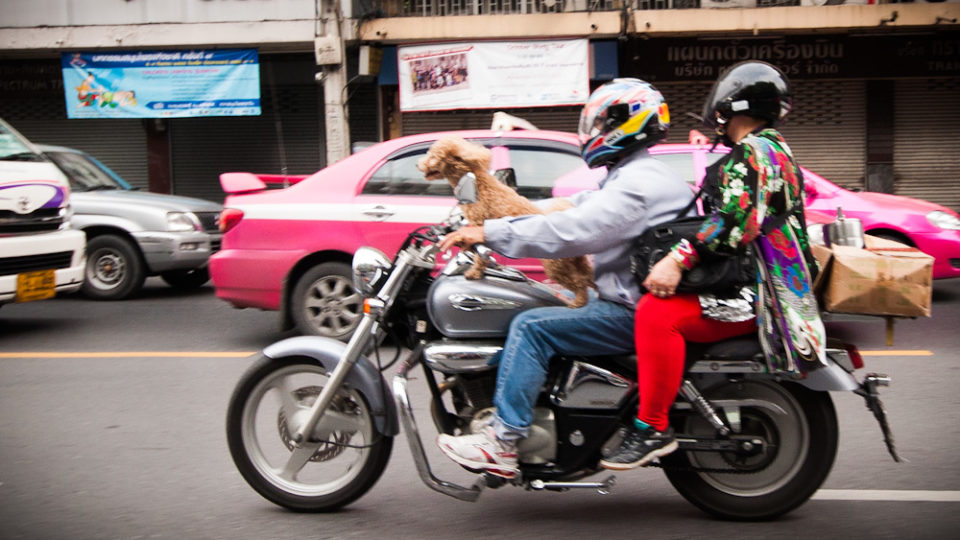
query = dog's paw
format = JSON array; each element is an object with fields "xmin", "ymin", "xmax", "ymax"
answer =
[{"xmin": 568, "ymin": 290, "xmax": 590, "ymax": 308}]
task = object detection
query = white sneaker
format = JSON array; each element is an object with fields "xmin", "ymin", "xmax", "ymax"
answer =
[{"xmin": 437, "ymin": 426, "xmax": 519, "ymax": 479}]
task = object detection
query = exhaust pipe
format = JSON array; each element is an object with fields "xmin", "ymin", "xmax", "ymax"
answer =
[{"xmin": 391, "ymin": 371, "xmax": 486, "ymax": 502}]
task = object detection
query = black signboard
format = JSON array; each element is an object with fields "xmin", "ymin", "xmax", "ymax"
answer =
[{"xmin": 626, "ymin": 32, "xmax": 960, "ymax": 82}]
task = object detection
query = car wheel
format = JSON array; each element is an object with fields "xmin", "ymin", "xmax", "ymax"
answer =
[
  {"xmin": 81, "ymin": 234, "xmax": 146, "ymax": 300},
  {"xmin": 291, "ymin": 262, "xmax": 363, "ymax": 340},
  {"xmin": 161, "ymin": 267, "xmax": 210, "ymax": 289},
  {"xmin": 865, "ymin": 231, "xmax": 914, "ymax": 247}
]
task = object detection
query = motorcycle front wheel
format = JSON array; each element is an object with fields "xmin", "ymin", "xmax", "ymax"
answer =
[
  {"xmin": 226, "ymin": 355, "xmax": 393, "ymax": 512},
  {"xmin": 664, "ymin": 380, "xmax": 838, "ymax": 521}
]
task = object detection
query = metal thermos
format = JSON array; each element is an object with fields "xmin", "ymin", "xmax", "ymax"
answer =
[{"xmin": 825, "ymin": 207, "xmax": 865, "ymax": 248}]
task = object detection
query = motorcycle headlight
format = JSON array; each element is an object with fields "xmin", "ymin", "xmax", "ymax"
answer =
[
  {"xmin": 926, "ymin": 210, "xmax": 960, "ymax": 231},
  {"xmin": 166, "ymin": 211, "xmax": 200, "ymax": 232},
  {"xmin": 352, "ymin": 247, "xmax": 391, "ymax": 297}
]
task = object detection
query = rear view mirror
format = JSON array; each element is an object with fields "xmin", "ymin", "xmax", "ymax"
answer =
[
  {"xmin": 494, "ymin": 168, "xmax": 517, "ymax": 190},
  {"xmin": 454, "ymin": 172, "xmax": 478, "ymax": 204}
]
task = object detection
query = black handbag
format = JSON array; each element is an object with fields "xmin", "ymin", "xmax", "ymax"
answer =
[
  {"xmin": 630, "ymin": 213, "xmax": 755, "ymax": 296},
  {"xmin": 631, "ymin": 186, "xmax": 802, "ymax": 296}
]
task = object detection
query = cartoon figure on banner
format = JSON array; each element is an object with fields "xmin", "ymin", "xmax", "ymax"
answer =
[
  {"xmin": 99, "ymin": 90, "xmax": 137, "ymax": 108},
  {"xmin": 75, "ymin": 73, "xmax": 101, "ymax": 107},
  {"xmin": 74, "ymin": 71, "xmax": 136, "ymax": 109}
]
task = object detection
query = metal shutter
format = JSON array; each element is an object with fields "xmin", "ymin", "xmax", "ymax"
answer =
[
  {"xmin": 894, "ymin": 78, "xmax": 960, "ymax": 212},
  {"xmin": 659, "ymin": 79, "xmax": 867, "ymax": 190},
  {"xmin": 655, "ymin": 80, "xmax": 713, "ymax": 144},
  {"xmin": 347, "ymin": 82, "xmax": 381, "ymax": 145},
  {"xmin": 400, "ymin": 106, "xmax": 581, "ymax": 135},
  {"xmin": 13, "ymin": 118, "xmax": 149, "ymax": 190},
  {"xmin": 781, "ymin": 80, "xmax": 866, "ymax": 190},
  {"xmin": 0, "ymin": 74, "xmax": 150, "ymax": 190},
  {"xmin": 170, "ymin": 66, "xmax": 324, "ymax": 203}
]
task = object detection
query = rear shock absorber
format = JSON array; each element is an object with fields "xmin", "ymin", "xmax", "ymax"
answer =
[{"xmin": 679, "ymin": 379, "xmax": 731, "ymax": 437}]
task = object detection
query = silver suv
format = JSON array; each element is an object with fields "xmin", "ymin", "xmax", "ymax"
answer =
[{"xmin": 39, "ymin": 145, "xmax": 222, "ymax": 300}]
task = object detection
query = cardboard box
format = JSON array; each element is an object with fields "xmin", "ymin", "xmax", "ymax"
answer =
[{"xmin": 810, "ymin": 236, "xmax": 933, "ymax": 318}]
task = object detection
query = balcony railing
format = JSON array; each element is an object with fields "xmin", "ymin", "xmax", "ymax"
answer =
[{"xmin": 369, "ymin": 0, "xmax": 889, "ymax": 18}]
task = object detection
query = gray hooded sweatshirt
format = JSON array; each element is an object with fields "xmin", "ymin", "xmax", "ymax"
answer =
[{"xmin": 483, "ymin": 148, "xmax": 694, "ymax": 306}]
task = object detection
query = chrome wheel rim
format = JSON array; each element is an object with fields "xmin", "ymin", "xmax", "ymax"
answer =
[
  {"xmin": 302, "ymin": 274, "xmax": 362, "ymax": 338},
  {"xmin": 684, "ymin": 381, "xmax": 808, "ymax": 497},
  {"xmin": 88, "ymin": 248, "xmax": 126, "ymax": 290},
  {"xmin": 240, "ymin": 364, "xmax": 374, "ymax": 497}
]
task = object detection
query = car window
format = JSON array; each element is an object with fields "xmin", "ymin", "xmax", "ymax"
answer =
[
  {"xmin": 705, "ymin": 151, "xmax": 726, "ymax": 167},
  {"xmin": 46, "ymin": 151, "xmax": 129, "ymax": 191},
  {"xmin": 361, "ymin": 147, "xmax": 454, "ymax": 197},
  {"xmin": 360, "ymin": 139, "xmax": 584, "ymax": 199},
  {"xmin": 653, "ymin": 152, "xmax": 698, "ymax": 185},
  {"xmin": 0, "ymin": 123, "xmax": 42, "ymax": 162},
  {"xmin": 507, "ymin": 146, "xmax": 584, "ymax": 200}
]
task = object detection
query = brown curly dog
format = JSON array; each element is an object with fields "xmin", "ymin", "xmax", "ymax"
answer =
[{"xmin": 418, "ymin": 136, "xmax": 596, "ymax": 308}]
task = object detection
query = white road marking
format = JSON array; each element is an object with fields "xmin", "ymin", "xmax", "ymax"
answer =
[{"xmin": 813, "ymin": 490, "xmax": 960, "ymax": 502}]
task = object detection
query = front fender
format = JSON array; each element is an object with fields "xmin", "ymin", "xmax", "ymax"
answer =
[{"xmin": 263, "ymin": 336, "xmax": 399, "ymax": 436}]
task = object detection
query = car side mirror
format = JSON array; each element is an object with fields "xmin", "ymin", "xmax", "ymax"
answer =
[
  {"xmin": 453, "ymin": 172, "xmax": 478, "ymax": 204},
  {"xmin": 494, "ymin": 168, "xmax": 517, "ymax": 190}
]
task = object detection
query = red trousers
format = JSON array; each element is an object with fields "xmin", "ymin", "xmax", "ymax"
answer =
[{"xmin": 634, "ymin": 293, "xmax": 756, "ymax": 431}]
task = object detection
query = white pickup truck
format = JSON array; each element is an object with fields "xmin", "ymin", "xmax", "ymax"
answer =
[{"xmin": 0, "ymin": 119, "xmax": 85, "ymax": 307}]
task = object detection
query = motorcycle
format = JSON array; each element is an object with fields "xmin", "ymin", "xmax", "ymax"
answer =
[{"xmin": 226, "ymin": 212, "xmax": 899, "ymax": 521}]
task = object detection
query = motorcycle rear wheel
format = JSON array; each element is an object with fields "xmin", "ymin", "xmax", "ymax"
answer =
[
  {"xmin": 664, "ymin": 380, "xmax": 838, "ymax": 521},
  {"xmin": 226, "ymin": 355, "xmax": 393, "ymax": 512}
]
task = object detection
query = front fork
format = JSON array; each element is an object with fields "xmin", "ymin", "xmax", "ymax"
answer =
[
  {"xmin": 291, "ymin": 314, "xmax": 379, "ymax": 444},
  {"xmin": 291, "ymin": 249, "xmax": 420, "ymax": 445}
]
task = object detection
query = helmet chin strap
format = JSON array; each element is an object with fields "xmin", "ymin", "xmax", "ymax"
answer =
[
  {"xmin": 712, "ymin": 121, "xmax": 733, "ymax": 149},
  {"xmin": 710, "ymin": 134, "xmax": 722, "ymax": 152}
]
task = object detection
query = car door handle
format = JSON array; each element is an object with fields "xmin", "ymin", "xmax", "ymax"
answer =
[{"xmin": 362, "ymin": 205, "xmax": 395, "ymax": 220}]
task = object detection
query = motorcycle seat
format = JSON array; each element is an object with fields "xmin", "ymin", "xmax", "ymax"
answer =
[
  {"xmin": 686, "ymin": 335, "xmax": 764, "ymax": 363},
  {"xmin": 592, "ymin": 335, "xmax": 765, "ymax": 375}
]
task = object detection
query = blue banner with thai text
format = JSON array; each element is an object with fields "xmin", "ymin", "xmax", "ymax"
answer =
[{"xmin": 61, "ymin": 49, "xmax": 261, "ymax": 118}]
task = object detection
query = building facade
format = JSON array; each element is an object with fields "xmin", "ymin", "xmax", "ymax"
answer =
[{"xmin": 1, "ymin": 0, "xmax": 958, "ymax": 209}]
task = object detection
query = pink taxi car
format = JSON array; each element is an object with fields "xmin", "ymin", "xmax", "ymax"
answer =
[
  {"xmin": 211, "ymin": 132, "xmax": 960, "ymax": 339},
  {"xmin": 211, "ymin": 130, "xmax": 587, "ymax": 338},
  {"xmin": 648, "ymin": 143, "xmax": 960, "ymax": 280}
]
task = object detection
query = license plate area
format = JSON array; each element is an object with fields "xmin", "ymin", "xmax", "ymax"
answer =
[{"xmin": 16, "ymin": 269, "xmax": 56, "ymax": 303}]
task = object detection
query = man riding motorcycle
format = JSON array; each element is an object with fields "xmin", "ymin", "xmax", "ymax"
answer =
[{"xmin": 435, "ymin": 78, "xmax": 694, "ymax": 478}]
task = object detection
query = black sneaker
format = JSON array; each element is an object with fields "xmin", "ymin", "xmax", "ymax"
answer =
[{"xmin": 600, "ymin": 424, "xmax": 678, "ymax": 470}]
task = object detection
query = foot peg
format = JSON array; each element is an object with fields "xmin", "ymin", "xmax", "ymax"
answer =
[{"xmin": 528, "ymin": 475, "xmax": 616, "ymax": 495}]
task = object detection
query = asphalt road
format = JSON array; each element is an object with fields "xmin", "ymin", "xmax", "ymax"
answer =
[{"xmin": 1, "ymin": 277, "xmax": 960, "ymax": 539}]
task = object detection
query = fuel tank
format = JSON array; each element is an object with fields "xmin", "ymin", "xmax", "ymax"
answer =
[{"xmin": 427, "ymin": 274, "xmax": 567, "ymax": 339}]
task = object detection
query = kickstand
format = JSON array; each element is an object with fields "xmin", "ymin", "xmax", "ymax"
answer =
[{"xmin": 855, "ymin": 373, "xmax": 901, "ymax": 462}]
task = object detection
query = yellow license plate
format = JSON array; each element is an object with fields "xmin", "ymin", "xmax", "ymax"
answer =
[{"xmin": 16, "ymin": 269, "xmax": 56, "ymax": 303}]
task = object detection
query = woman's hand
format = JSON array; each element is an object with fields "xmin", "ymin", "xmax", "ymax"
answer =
[
  {"xmin": 643, "ymin": 256, "xmax": 684, "ymax": 298},
  {"xmin": 438, "ymin": 225, "xmax": 485, "ymax": 252}
]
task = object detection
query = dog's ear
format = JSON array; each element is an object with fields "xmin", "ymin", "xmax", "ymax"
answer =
[
  {"xmin": 458, "ymin": 139, "xmax": 492, "ymax": 170},
  {"xmin": 430, "ymin": 137, "xmax": 461, "ymax": 161},
  {"xmin": 419, "ymin": 137, "xmax": 455, "ymax": 177}
]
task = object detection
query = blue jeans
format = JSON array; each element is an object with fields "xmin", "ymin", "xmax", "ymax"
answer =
[{"xmin": 491, "ymin": 296, "xmax": 635, "ymax": 440}]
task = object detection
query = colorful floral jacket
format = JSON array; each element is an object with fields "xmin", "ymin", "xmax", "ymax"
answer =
[
  {"xmin": 670, "ymin": 127, "xmax": 826, "ymax": 372},
  {"xmin": 670, "ymin": 128, "xmax": 817, "ymax": 280}
]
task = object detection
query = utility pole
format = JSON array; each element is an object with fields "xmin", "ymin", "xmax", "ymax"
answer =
[{"xmin": 315, "ymin": 0, "xmax": 351, "ymax": 165}]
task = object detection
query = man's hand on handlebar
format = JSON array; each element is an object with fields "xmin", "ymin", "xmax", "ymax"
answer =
[{"xmin": 438, "ymin": 225, "xmax": 485, "ymax": 252}]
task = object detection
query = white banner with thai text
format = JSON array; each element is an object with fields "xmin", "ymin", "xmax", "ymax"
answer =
[{"xmin": 398, "ymin": 39, "xmax": 589, "ymax": 112}]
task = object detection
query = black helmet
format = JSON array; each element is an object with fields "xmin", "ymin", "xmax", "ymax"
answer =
[{"xmin": 701, "ymin": 61, "xmax": 792, "ymax": 131}]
